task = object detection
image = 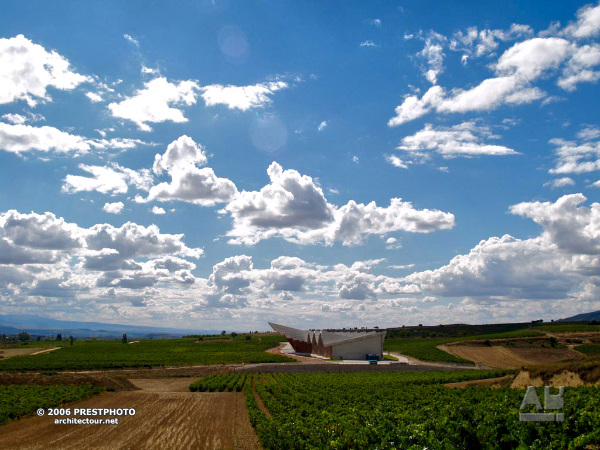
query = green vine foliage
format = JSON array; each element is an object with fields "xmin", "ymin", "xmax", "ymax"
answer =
[{"xmin": 191, "ymin": 370, "xmax": 600, "ymax": 449}]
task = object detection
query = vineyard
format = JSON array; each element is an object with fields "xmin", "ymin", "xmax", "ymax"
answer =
[
  {"xmin": 190, "ymin": 373, "xmax": 249, "ymax": 392},
  {"xmin": 0, "ymin": 385, "xmax": 104, "ymax": 426},
  {"xmin": 0, "ymin": 336, "xmax": 292, "ymax": 371},
  {"xmin": 191, "ymin": 371, "xmax": 600, "ymax": 449}
]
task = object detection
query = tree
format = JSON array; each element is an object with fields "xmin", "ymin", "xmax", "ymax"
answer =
[
  {"xmin": 56, "ymin": 333, "xmax": 62, "ymax": 341},
  {"xmin": 231, "ymin": 332, "xmax": 238, "ymax": 338},
  {"xmin": 69, "ymin": 336, "xmax": 74, "ymax": 346},
  {"xmin": 221, "ymin": 330, "xmax": 226, "ymax": 336},
  {"xmin": 122, "ymin": 333, "xmax": 127, "ymax": 344},
  {"xmin": 18, "ymin": 332, "xmax": 30, "ymax": 344}
]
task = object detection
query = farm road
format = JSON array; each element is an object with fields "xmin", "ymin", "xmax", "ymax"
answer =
[{"xmin": 0, "ymin": 378, "xmax": 260, "ymax": 450}]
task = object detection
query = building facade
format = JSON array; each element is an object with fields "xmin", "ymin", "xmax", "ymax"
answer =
[{"xmin": 269, "ymin": 322, "xmax": 386, "ymax": 360}]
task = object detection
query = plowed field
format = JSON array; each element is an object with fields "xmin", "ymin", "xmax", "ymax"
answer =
[{"xmin": 0, "ymin": 378, "xmax": 260, "ymax": 450}]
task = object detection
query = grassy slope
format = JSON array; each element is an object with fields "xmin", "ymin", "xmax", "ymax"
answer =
[{"xmin": 574, "ymin": 344, "xmax": 600, "ymax": 356}]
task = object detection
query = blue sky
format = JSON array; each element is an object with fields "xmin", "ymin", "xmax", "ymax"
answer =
[{"xmin": 1, "ymin": 1, "xmax": 600, "ymax": 331}]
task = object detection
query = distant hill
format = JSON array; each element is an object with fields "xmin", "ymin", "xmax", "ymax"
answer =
[
  {"xmin": 0, "ymin": 314, "xmax": 219, "ymax": 339},
  {"xmin": 559, "ymin": 310, "xmax": 600, "ymax": 322}
]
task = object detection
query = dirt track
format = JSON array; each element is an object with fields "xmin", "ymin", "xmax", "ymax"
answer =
[
  {"xmin": 0, "ymin": 347, "xmax": 61, "ymax": 358},
  {"xmin": 0, "ymin": 378, "xmax": 260, "ymax": 450},
  {"xmin": 444, "ymin": 375, "xmax": 514, "ymax": 388}
]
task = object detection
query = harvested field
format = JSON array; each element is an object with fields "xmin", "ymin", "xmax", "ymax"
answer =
[
  {"xmin": 0, "ymin": 347, "xmax": 60, "ymax": 359},
  {"xmin": 439, "ymin": 344, "xmax": 582, "ymax": 369},
  {"xmin": 0, "ymin": 378, "xmax": 260, "ymax": 450}
]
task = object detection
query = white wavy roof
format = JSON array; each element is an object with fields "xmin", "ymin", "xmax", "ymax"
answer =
[{"xmin": 269, "ymin": 322, "xmax": 385, "ymax": 346}]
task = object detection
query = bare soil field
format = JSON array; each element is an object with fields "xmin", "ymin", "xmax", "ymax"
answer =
[
  {"xmin": 0, "ymin": 347, "xmax": 60, "ymax": 359},
  {"xmin": 510, "ymin": 370, "xmax": 600, "ymax": 388},
  {"xmin": 510, "ymin": 347, "xmax": 582, "ymax": 364},
  {"xmin": 548, "ymin": 331, "xmax": 600, "ymax": 344},
  {"xmin": 438, "ymin": 345, "xmax": 580, "ymax": 369},
  {"xmin": 444, "ymin": 375, "xmax": 514, "ymax": 388},
  {"xmin": 0, "ymin": 378, "xmax": 260, "ymax": 450},
  {"xmin": 128, "ymin": 378, "xmax": 192, "ymax": 393},
  {"xmin": 439, "ymin": 345, "xmax": 529, "ymax": 369}
]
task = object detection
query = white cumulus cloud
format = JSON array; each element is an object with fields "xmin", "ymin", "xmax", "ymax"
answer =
[
  {"xmin": 0, "ymin": 122, "xmax": 90, "ymax": 154},
  {"xmin": 225, "ymin": 162, "xmax": 455, "ymax": 246},
  {"xmin": 103, "ymin": 202, "xmax": 124, "ymax": 214},
  {"xmin": 144, "ymin": 136, "xmax": 238, "ymax": 206},
  {"xmin": 108, "ymin": 77, "xmax": 199, "ymax": 131},
  {"xmin": 0, "ymin": 35, "xmax": 91, "ymax": 106},
  {"xmin": 62, "ymin": 163, "xmax": 153, "ymax": 195},
  {"xmin": 199, "ymin": 81, "xmax": 288, "ymax": 111},
  {"xmin": 389, "ymin": 122, "xmax": 519, "ymax": 165}
]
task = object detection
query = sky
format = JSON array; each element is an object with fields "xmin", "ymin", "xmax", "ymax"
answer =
[{"xmin": 1, "ymin": 1, "xmax": 600, "ymax": 331}]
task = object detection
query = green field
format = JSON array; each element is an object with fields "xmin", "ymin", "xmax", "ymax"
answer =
[
  {"xmin": 0, "ymin": 335, "xmax": 292, "ymax": 371},
  {"xmin": 386, "ymin": 322, "xmax": 541, "ymax": 339},
  {"xmin": 0, "ymin": 385, "xmax": 103, "ymax": 426},
  {"xmin": 574, "ymin": 344, "xmax": 600, "ymax": 356},
  {"xmin": 191, "ymin": 371, "xmax": 600, "ymax": 449},
  {"xmin": 534, "ymin": 324, "xmax": 600, "ymax": 333},
  {"xmin": 384, "ymin": 338, "xmax": 470, "ymax": 363},
  {"xmin": 0, "ymin": 340, "xmax": 70, "ymax": 349},
  {"xmin": 383, "ymin": 330, "xmax": 544, "ymax": 364}
]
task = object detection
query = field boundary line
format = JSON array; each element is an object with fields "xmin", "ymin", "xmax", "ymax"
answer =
[{"xmin": 251, "ymin": 375, "xmax": 272, "ymax": 419}]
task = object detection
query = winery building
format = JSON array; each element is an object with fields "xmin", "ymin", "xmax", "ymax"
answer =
[{"xmin": 269, "ymin": 322, "xmax": 386, "ymax": 360}]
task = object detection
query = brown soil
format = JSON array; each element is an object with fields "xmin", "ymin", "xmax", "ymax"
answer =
[
  {"xmin": 439, "ymin": 345, "xmax": 580, "ymax": 369},
  {"xmin": 510, "ymin": 370, "xmax": 599, "ymax": 388},
  {"xmin": 451, "ymin": 337, "xmax": 551, "ymax": 348},
  {"xmin": 251, "ymin": 375, "xmax": 272, "ymax": 419},
  {"xmin": 0, "ymin": 347, "xmax": 61, "ymax": 358},
  {"xmin": 510, "ymin": 347, "xmax": 581, "ymax": 364},
  {"xmin": 51, "ymin": 364, "xmax": 234, "ymax": 378},
  {"xmin": 444, "ymin": 375, "xmax": 514, "ymax": 388},
  {"xmin": 29, "ymin": 347, "xmax": 62, "ymax": 356},
  {"xmin": 544, "ymin": 332, "xmax": 600, "ymax": 343},
  {"xmin": 439, "ymin": 345, "xmax": 529, "ymax": 369},
  {"xmin": 0, "ymin": 373, "xmax": 137, "ymax": 391},
  {"xmin": 128, "ymin": 378, "xmax": 193, "ymax": 393},
  {"xmin": 0, "ymin": 378, "xmax": 261, "ymax": 450}
]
